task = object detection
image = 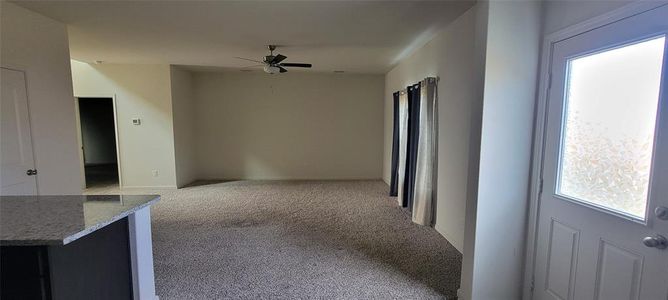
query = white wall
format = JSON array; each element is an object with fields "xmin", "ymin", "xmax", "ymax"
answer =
[
  {"xmin": 462, "ymin": 2, "xmax": 542, "ymax": 299},
  {"xmin": 170, "ymin": 66, "xmax": 197, "ymax": 187},
  {"xmin": 71, "ymin": 62, "xmax": 177, "ymax": 189},
  {"xmin": 459, "ymin": 3, "xmax": 490, "ymax": 299},
  {"xmin": 1, "ymin": 3, "xmax": 82, "ymax": 194},
  {"xmin": 193, "ymin": 71, "xmax": 384, "ymax": 180},
  {"xmin": 542, "ymin": 0, "xmax": 635, "ymax": 35},
  {"xmin": 384, "ymin": 6, "xmax": 482, "ymax": 252}
]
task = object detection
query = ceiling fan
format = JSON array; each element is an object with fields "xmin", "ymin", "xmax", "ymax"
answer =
[{"xmin": 235, "ymin": 45, "xmax": 312, "ymax": 74}]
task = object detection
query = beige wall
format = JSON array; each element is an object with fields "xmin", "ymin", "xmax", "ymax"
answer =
[
  {"xmin": 193, "ymin": 71, "xmax": 384, "ymax": 180},
  {"xmin": 383, "ymin": 6, "xmax": 482, "ymax": 253},
  {"xmin": 71, "ymin": 61, "xmax": 177, "ymax": 188},
  {"xmin": 170, "ymin": 66, "xmax": 197, "ymax": 187},
  {"xmin": 1, "ymin": 3, "xmax": 82, "ymax": 194}
]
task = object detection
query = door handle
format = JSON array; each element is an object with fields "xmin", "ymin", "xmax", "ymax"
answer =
[
  {"xmin": 26, "ymin": 169, "xmax": 37, "ymax": 176},
  {"xmin": 642, "ymin": 234, "xmax": 667, "ymax": 249}
]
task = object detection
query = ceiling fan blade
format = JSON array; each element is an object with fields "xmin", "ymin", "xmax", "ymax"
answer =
[
  {"xmin": 234, "ymin": 57, "xmax": 263, "ymax": 63},
  {"xmin": 279, "ymin": 66, "xmax": 288, "ymax": 73},
  {"xmin": 271, "ymin": 54, "xmax": 287, "ymax": 64},
  {"xmin": 280, "ymin": 63, "xmax": 312, "ymax": 68}
]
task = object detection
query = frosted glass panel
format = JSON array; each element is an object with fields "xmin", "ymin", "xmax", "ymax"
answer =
[{"xmin": 558, "ymin": 36, "xmax": 665, "ymax": 219}]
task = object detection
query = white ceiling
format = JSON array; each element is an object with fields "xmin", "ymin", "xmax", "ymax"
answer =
[{"xmin": 14, "ymin": 0, "xmax": 475, "ymax": 74}]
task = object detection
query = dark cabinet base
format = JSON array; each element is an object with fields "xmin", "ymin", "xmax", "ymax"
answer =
[
  {"xmin": 0, "ymin": 246, "xmax": 51, "ymax": 299},
  {"xmin": 1, "ymin": 217, "xmax": 133, "ymax": 300}
]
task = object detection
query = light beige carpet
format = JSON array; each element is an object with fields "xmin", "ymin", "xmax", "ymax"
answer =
[{"xmin": 88, "ymin": 180, "xmax": 462, "ymax": 299}]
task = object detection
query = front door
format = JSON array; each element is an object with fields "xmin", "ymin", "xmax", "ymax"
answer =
[
  {"xmin": 1, "ymin": 68, "xmax": 37, "ymax": 195},
  {"xmin": 534, "ymin": 5, "xmax": 668, "ymax": 300}
]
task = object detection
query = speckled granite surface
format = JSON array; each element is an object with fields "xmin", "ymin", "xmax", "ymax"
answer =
[{"xmin": 0, "ymin": 195, "xmax": 159, "ymax": 246}]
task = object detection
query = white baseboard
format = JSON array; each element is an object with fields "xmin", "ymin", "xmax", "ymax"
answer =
[
  {"xmin": 122, "ymin": 185, "xmax": 177, "ymax": 190},
  {"xmin": 434, "ymin": 226, "xmax": 464, "ymax": 254}
]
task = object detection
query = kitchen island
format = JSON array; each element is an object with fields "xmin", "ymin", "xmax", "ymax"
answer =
[{"xmin": 0, "ymin": 195, "xmax": 160, "ymax": 300}]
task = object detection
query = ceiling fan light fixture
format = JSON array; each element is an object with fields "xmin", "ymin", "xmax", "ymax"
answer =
[{"xmin": 264, "ymin": 65, "xmax": 280, "ymax": 74}]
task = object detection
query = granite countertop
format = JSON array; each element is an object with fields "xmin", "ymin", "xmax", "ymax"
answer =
[{"xmin": 0, "ymin": 195, "xmax": 160, "ymax": 246}]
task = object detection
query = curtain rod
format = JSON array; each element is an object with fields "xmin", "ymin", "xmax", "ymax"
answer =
[{"xmin": 394, "ymin": 76, "xmax": 439, "ymax": 95}]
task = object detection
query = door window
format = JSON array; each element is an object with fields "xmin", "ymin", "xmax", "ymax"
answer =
[{"xmin": 557, "ymin": 36, "xmax": 666, "ymax": 220}]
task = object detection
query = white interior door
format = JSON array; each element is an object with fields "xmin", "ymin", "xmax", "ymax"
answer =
[
  {"xmin": 1, "ymin": 68, "xmax": 37, "ymax": 195},
  {"xmin": 534, "ymin": 5, "xmax": 668, "ymax": 300}
]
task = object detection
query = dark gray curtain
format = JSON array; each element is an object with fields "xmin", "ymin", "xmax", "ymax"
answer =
[
  {"xmin": 389, "ymin": 92, "xmax": 400, "ymax": 196},
  {"xmin": 403, "ymin": 83, "xmax": 421, "ymax": 211}
]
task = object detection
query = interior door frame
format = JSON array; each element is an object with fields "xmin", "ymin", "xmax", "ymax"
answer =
[
  {"xmin": 1, "ymin": 66, "xmax": 39, "ymax": 194},
  {"xmin": 522, "ymin": 2, "xmax": 668, "ymax": 299},
  {"xmin": 74, "ymin": 95, "xmax": 124, "ymax": 190}
]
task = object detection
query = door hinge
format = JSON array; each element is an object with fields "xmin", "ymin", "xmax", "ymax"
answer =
[
  {"xmin": 538, "ymin": 178, "xmax": 544, "ymax": 195},
  {"xmin": 530, "ymin": 278, "xmax": 535, "ymax": 292}
]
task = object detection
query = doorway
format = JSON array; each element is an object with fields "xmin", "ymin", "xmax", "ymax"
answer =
[
  {"xmin": 76, "ymin": 97, "xmax": 121, "ymax": 190},
  {"xmin": 531, "ymin": 4, "xmax": 667, "ymax": 299}
]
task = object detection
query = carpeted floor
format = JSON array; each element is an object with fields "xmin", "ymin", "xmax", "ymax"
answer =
[{"xmin": 88, "ymin": 180, "xmax": 462, "ymax": 299}]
